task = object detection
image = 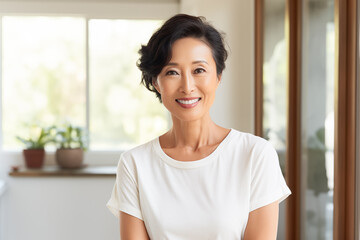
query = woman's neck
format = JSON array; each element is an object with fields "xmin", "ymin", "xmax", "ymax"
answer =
[{"xmin": 162, "ymin": 114, "xmax": 224, "ymax": 151}]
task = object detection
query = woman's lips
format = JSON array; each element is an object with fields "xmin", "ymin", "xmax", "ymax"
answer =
[{"xmin": 175, "ymin": 98, "xmax": 201, "ymax": 108}]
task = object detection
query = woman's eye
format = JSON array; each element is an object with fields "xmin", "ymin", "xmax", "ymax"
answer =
[
  {"xmin": 165, "ymin": 70, "xmax": 178, "ymax": 76},
  {"xmin": 194, "ymin": 68, "xmax": 205, "ymax": 74}
]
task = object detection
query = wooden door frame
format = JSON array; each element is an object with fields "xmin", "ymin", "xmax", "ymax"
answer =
[
  {"xmin": 334, "ymin": 0, "xmax": 357, "ymax": 239},
  {"xmin": 284, "ymin": 0, "xmax": 302, "ymax": 239}
]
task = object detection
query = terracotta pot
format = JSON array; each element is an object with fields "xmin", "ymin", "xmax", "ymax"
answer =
[
  {"xmin": 55, "ymin": 148, "xmax": 84, "ymax": 169},
  {"xmin": 23, "ymin": 149, "xmax": 45, "ymax": 168}
]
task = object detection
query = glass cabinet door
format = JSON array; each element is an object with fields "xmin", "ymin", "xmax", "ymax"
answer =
[
  {"xmin": 262, "ymin": 1, "xmax": 287, "ymax": 239},
  {"xmin": 301, "ymin": 1, "xmax": 334, "ymax": 239}
]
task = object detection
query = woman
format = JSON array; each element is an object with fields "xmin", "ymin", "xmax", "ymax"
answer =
[{"xmin": 107, "ymin": 14, "xmax": 291, "ymax": 239}]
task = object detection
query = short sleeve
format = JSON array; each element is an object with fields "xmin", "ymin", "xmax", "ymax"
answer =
[
  {"xmin": 249, "ymin": 142, "xmax": 291, "ymax": 212},
  {"xmin": 106, "ymin": 155, "xmax": 143, "ymax": 220}
]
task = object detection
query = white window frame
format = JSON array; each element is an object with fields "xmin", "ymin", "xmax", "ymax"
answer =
[{"xmin": 0, "ymin": 1, "xmax": 178, "ymax": 165}]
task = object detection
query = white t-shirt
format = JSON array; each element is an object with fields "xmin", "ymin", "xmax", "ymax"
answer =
[{"xmin": 107, "ymin": 129, "xmax": 291, "ymax": 239}]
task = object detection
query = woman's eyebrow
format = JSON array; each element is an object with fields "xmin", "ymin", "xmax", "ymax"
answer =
[
  {"xmin": 192, "ymin": 60, "xmax": 208, "ymax": 65},
  {"xmin": 166, "ymin": 60, "xmax": 209, "ymax": 66},
  {"xmin": 166, "ymin": 62, "xmax": 178, "ymax": 66}
]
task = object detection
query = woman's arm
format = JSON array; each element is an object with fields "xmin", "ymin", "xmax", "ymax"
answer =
[
  {"xmin": 120, "ymin": 212, "xmax": 150, "ymax": 240},
  {"xmin": 243, "ymin": 201, "xmax": 279, "ymax": 240}
]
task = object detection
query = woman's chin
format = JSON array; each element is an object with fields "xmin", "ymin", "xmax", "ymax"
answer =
[{"xmin": 170, "ymin": 112, "xmax": 209, "ymax": 123}]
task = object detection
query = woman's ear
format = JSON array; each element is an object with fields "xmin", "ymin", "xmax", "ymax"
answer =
[
  {"xmin": 217, "ymin": 74, "xmax": 222, "ymax": 86},
  {"xmin": 153, "ymin": 78, "xmax": 160, "ymax": 93}
]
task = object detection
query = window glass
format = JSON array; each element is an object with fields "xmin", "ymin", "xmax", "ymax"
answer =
[
  {"xmin": 263, "ymin": 0, "xmax": 287, "ymax": 176},
  {"xmin": 88, "ymin": 19, "xmax": 169, "ymax": 150},
  {"xmin": 2, "ymin": 16, "xmax": 86, "ymax": 149},
  {"xmin": 262, "ymin": 1, "xmax": 287, "ymax": 239},
  {"xmin": 1, "ymin": 17, "xmax": 169, "ymax": 151},
  {"xmin": 301, "ymin": 1, "xmax": 334, "ymax": 239}
]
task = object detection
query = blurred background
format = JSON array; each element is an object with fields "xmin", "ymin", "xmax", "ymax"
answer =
[{"xmin": 0, "ymin": 0, "xmax": 358, "ymax": 239}]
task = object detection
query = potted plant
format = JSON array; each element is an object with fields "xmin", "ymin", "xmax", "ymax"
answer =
[
  {"xmin": 16, "ymin": 125, "xmax": 54, "ymax": 168},
  {"xmin": 54, "ymin": 124, "xmax": 88, "ymax": 169}
]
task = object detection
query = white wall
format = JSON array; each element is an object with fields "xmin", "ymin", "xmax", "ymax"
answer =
[
  {"xmin": 1, "ymin": 176, "xmax": 118, "ymax": 240},
  {"xmin": 0, "ymin": 155, "xmax": 120, "ymax": 240},
  {"xmin": 0, "ymin": 1, "xmax": 255, "ymax": 239}
]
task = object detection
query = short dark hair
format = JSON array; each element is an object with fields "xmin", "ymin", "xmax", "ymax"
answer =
[{"xmin": 137, "ymin": 14, "xmax": 228, "ymax": 102}]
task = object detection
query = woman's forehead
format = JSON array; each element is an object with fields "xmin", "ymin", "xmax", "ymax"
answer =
[{"xmin": 169, "ymin": 37, "xmax": 215, "ymax": 64}]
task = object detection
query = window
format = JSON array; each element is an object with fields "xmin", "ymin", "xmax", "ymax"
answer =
[
  {"xmin": 2, "ymin": 16, "xmax": 87, "ymax": 149},
  {"xmin": 88, "ymin": 19, "xmax": 169, "ymax": 150},
  {"xmin": 1, "ymin": 16, "xmax": 169, "ymax": 151}
]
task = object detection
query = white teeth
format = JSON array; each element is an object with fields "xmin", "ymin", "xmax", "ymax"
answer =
[{"xmin": 177, "ymin": 98, "xmax": 200, "ymax": 105}]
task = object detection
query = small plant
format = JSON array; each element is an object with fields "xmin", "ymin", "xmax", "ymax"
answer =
[
  {"xmin": 16, "ymin": 124, "xmax": 54, "ymax": 168},
  {"xmin": 54, "ymin": 124, "xmax": 88, "ymax": 169},
  {"xmin": 16, "ymin": 125, "xmax": 54, "ymax": 149},
  {"xmin": 54, "ymin": 124, "xmax": 88, "ymax": 149}
]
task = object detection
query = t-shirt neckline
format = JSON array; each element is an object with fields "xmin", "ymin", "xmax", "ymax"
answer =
[{"xmin": 152, "ymin": 128, "xmax": 234, "ymax": 169}]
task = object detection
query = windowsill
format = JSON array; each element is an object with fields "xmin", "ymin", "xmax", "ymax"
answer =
[{"xmin": 9, "ymin": 165, "xmax": 116, "ymax": 177}]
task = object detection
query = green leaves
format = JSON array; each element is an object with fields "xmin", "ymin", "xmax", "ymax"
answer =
[
  {"xmin": 16, "ymin": 123, "xmax": 88, "ymax": 150},
  {"xmin": 16, "ymin": 126, "xmax": 55, "ymax": 149},
  {"xmin": 54, "ymin": 124, "xmax": 88, "ymax": 149}
]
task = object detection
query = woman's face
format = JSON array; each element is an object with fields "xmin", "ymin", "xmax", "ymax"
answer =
[{"xmin": 154, "ymin": 37, "xmax": 221, "ymax": 123}]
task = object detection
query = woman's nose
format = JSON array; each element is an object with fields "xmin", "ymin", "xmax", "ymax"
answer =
[{"xmin": 180, "ymin": 73, "xmax": 195, "ymax": 94}]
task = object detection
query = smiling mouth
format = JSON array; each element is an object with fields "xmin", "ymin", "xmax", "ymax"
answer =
[{"xmin": 176, "ymin": 98, "xmax": 201, "ymax": 105}]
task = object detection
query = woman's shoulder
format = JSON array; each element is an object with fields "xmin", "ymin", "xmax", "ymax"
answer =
[
  {"xmin": 120, "ymin": 137, "xmax": 158, "ymax": 162},
  {"xmin": 229, "ymin": 129, "xmax": 271, "ymax": 148},
  {"xmin": 225, "ymin": 129, "xmax": 276, "ymax": 159},
  {"xmin": 114, "ymin": 138, "xmax": 161, "ymax": 178},
  {"xmin": 121, "ymin": 137, "xmax": 158, "ymax": 158},
  {"xmin": 228, "ymin": 129, "xmax": 279, "ymax": 168}
]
